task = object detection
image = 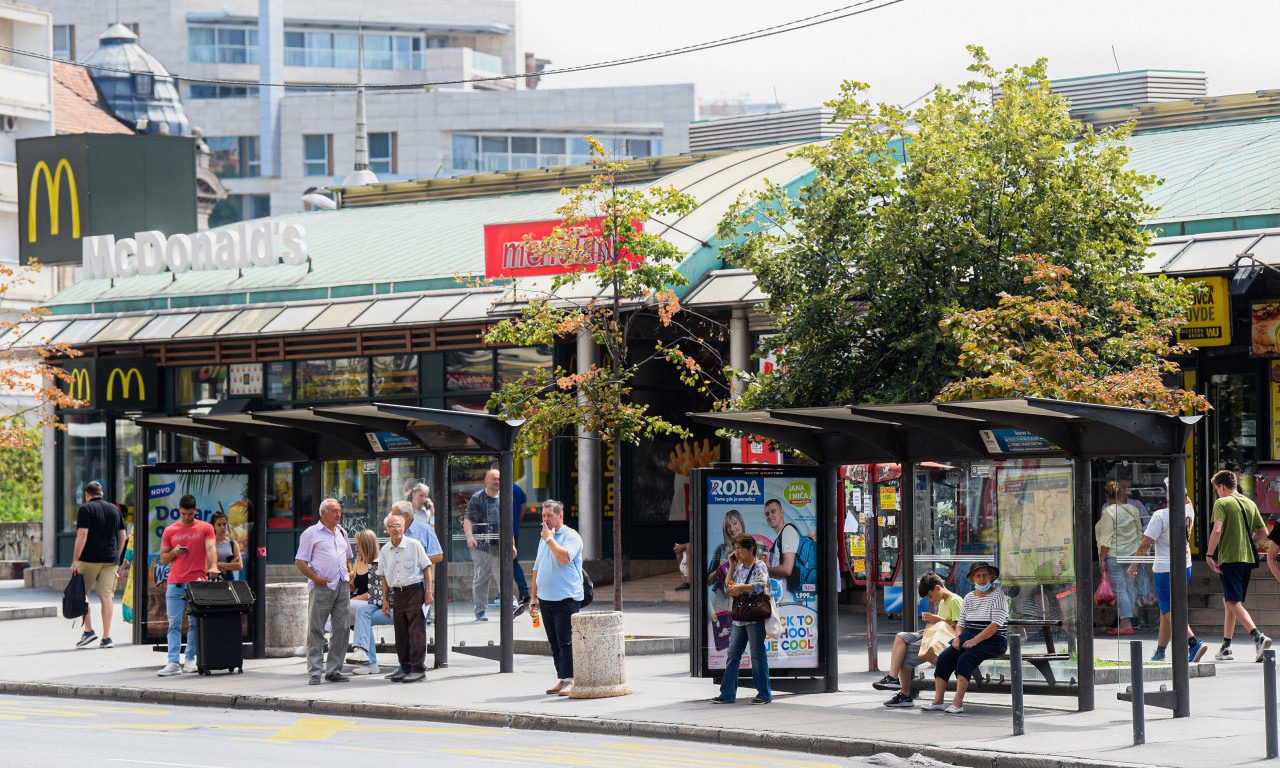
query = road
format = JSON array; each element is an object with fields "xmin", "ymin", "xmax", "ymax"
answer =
[{"xmin": 0, "ymin": 694, "xmax": 944, "ymax": 768}]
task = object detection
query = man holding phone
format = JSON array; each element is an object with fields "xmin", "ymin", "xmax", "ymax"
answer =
[{"xmin": 156, "ymin": 494, "xmax": 218, "ymax": 676}]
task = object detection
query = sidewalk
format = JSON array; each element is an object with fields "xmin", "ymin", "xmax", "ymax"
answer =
[{"xmin": 3, "ymin": 578, "xmax": 1277, "ymax": 768}]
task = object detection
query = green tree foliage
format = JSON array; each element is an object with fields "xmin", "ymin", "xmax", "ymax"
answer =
[
  {"xmin": 936, "ymin": 254, "xmax": 1208, "ymax": 414},
  {"xmin": 717, "ymin": 47, "xmax": 1189, "ymax": 407},
  {"xmin": 0, "ymin": 416, "xmax": 41, "ymax": 522}
]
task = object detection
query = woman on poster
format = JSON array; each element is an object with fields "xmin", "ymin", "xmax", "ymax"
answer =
[{"xmin": 706, "ymin": 510, "xmax": 746, "ymax": 650}]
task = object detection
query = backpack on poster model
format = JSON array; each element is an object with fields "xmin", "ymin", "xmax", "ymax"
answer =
[
  {"xmin": 783, "ymin": 523, "xmax": 818, "ymax": 592},
  {"xmin": 579, "ymin": 566, "xmax": 594, "ymax": 609},
  {"xmin": 62, "ymin": 572, "xmax": 88, "ymax": 621}
]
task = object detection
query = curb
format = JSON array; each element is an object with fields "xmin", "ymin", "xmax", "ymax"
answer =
[
  {"xmin": 0, "ymin": 680, "xmax": 1158, "ymax": 768},
  {"xmin": 0, "ymin": 605, "xmax": 57, "ymax": 621}
]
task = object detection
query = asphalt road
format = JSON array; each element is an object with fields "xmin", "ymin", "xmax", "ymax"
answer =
[{"xmin": 0, "ymin": 694, "xmax": 937, "ymax": 768}]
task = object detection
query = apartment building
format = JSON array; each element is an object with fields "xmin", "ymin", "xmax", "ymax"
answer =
[{"xmin": 31, "ymin": 0, "xmax": 695, "ymax": 223}]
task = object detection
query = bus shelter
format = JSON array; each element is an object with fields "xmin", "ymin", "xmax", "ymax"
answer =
[
  {"xmin": 691, "ymin": 398, "xmax": 1200, "ymax": 715},
  {"xmin": 135, "ymin": 403, "xmax": 524, "ymax": 672}
]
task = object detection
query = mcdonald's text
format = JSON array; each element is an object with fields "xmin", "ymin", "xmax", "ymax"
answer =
[{"xmin": 80, "ymin": 221, "xmax": 307, "ymax": 279}]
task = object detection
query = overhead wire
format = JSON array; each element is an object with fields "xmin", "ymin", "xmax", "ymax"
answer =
[{"xmin": 0, "ymin": 0, "xmax": 907, "ymax": 90}]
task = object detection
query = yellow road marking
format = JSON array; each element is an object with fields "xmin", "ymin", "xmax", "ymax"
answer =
[
  {"xmin": 265, "ymin": 717, "xmax": 356, "ymax": 741},
  {"xmin": 0, "ymin": 702, "xmax": 169, "ymax": 715}
]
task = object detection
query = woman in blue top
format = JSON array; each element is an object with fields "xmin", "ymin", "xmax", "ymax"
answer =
[{"xmin": 710, "ymin": 532, "xmax": 772, "ymax": 705}]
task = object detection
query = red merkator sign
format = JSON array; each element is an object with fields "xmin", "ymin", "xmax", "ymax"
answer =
[{"xmin": 483, "ymin": 217, "xmax": 642, "ymax": 278}]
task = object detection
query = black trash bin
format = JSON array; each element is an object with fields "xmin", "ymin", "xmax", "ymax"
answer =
[{"xmin": 185, "ymin": 580, "xmax": 254, "ymax": 675}]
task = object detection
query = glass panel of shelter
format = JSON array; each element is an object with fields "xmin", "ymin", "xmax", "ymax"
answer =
[{"xmin": 912, "ymin": 459, "xmax": 1079, "ymax": 692}]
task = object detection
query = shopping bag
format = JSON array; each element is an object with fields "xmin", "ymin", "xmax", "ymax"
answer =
[
  {"xmin": 1094, "ymin": 571, "xmax": 1116, "ymax": 607},
  {"xmin": 764, "ymin": 596, "xmax": 782, "ymax": 639},
  {"xmin": 918, "ymin": 621, "xmax": 956, "ymax": 665}
]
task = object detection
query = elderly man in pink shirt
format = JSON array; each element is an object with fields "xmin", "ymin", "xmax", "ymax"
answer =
[{"xmin": 295, "ymin": 498, "xmax": 353, "ymax": 685}]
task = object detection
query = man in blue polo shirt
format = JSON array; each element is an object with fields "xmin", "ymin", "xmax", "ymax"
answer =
[{"xmin": 530, "ymin": 499, "xmax": 583, "ymax": 696}]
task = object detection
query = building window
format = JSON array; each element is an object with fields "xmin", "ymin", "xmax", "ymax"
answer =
[
  {"xmin": 304, "ymin": 134, "xmax": 332, "ymax": 176},
  {"xmin": 133, "ymin": 73, "xmax": 153, "ymax": 96},
  {"xmin": 450, "ymin": 133, "xmax": 661, "ymax": 175},
  {"xmin": 188, "ymin": 24, "xmax": 258, "ymax": 64},
  {"xmin": 297, "ymin": 358, "xmax": 369, "ymax": 400},
  {"xmin": 208, "ymin": 136, "xmax": 260, "ymax": 178},
  {"xmin": 265, "ymin": 362, "xmax": 293, "ymax": 401},
  {"xmin": 284, "ymin": 28, "xmax": 423, "ymax": 70},
  {"xmin": 445, "ymin": 350, "xmax": 494, "ymax": 391},
  {"xmin": 209, "ymin": 194, "xmax": 270, "ymax": 228},
  {"xmin": 189, "ymin": 84, "xmax": 258, "ymax": 99},
  {"xmin": 373, "ymin": 355, "xmax": 418, "ymax": 396},
  {"xmin": 369, "ymin": 132, "xmax": 395, "ymax": 174},
  {"xmin": 53, "ymin": 25, "xmax": 74, "ymax": 60}
]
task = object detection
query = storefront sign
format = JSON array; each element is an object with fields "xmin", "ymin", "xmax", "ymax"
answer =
[
  {"xmin": 979, "ymin": 428, "xmax": 1060, "ymax": 454},
  {"xmin": 80, "ymin": 221, "xmax": 307, "ymax": 280},
  {"xmin": 1254, "ymin": 302, "xmax": 1280, "ymax": 356},
  {"xmin": 702, "ymin": 472, "xmax": 820, "ymax": 670},
  {"xmin": 1271, "ymin": 361, "xmax": 1280, "ymax": 460},
  {"xmin": 228, "ymin": 364, "xmax": 262, "ymax": 396},
  {"xmin": 1177, "ymin": 277, "xmax": 1230, "ymax": 347},
  {"xmin": 482, "ymin": 216, "xmax": 640, "ymax": 278},
  {"xmin": 365, "ymin": 431, "xmax": 418, "ymax": 453},
  {"xmin": 61, "ymin": 357, "xmax": 157, "ymax": 411},
  {"xmin": 741, "ymin": 436, "xmax": 780, "ymax": 464}
]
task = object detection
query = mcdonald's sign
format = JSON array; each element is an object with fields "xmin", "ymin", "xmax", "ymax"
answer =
[
  {"xmin": 18, "ymin": 134, "xmax": 196, "ymax": 266},
  {"xmin": 61, "ymin": 358, "xmax": 156, "ymax": 411}
]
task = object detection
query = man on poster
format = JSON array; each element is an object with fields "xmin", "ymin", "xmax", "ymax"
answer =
[
  {"xmin": 71, "ymin": 481, "xmax": 127, "ymax": 649},
  {"xmin": 764, "ymin": 498, "xmax": 798, "ymax": 583},
  {"xmin": 295, "ymin": 498, "xmax": 354, "ymax": 685},
  {"xmin": 156, "ymin": 494, "xmax": 218, "ymax": 676}
]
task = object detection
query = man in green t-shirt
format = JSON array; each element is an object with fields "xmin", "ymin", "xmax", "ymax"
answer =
[
  {"xmin": 876, "ymin": 571, "xmax": 963, "ymax": 708},
  {"xmin": 1206, "ymin": 470, "xmax": 1271, "ymax": 661}
]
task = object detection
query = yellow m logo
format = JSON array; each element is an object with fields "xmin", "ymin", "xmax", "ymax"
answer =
[
  {"xmin": 27, "ymin": 159, "xmax": 80, "ymax": 242},
  {"xmin": 106, "ymin": 367, "xmax": 144, "ymax": 401},
  {"xmin": 67, "ymin": 368, "xmax": 91, "ymax": 402}
]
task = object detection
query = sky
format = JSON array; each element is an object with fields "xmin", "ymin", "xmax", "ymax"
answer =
[{"xmin": 520, "ymin": 0, "xmax": 1279, "ymax": 110}]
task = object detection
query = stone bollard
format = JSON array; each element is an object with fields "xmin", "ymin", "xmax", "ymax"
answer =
[
  {"xmin": 568, "ymin": 610, "xmax": 631, "ymax": 698},
  {"xmin": 265, "ymin": 582, "xmax": 309, "ymax": 658}
]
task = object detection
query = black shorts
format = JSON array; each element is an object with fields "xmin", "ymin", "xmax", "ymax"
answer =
[{"xmin": 1218, "ymin": 561, "xmax": 1254, "ymax": 603}]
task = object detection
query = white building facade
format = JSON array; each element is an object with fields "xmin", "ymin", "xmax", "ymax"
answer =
[{"xmin": 32, "ymin": 0, "xmax": 695, "ymax": 222}]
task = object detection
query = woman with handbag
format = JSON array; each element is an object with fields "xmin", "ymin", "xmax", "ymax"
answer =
[
  {"xmin": 1095, "ymin": 480, "xmax": 1143, "ymax": 635},
  {"xmin": 710, "ymin": 532, "xmax": 772, "ymax": 705}
]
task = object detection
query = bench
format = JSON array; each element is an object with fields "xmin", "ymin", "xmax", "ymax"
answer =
[{"xmin": 911, "ymin": 618, "xmax": 1075, "ymax": 694}]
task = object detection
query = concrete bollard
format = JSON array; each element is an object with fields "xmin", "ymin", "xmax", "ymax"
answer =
[
  {"xmin": 567, "ymin": 610, "xmax": 631, "ymax": 698},
  {"xmin": 265, "ymin": 583, "xmax": 309, "ymax": 658}
]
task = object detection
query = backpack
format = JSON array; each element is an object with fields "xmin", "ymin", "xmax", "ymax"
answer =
[
  {"xmin": 62, "ymin": 573, "xmax": 88, "ymax": 621},
  {"xmin": 782, "ymin": 523, "xmax": 818, "ymax": 592},
  {"xmin": 580, "ymin": 566, "xmax": 594, "ymax": 609}
]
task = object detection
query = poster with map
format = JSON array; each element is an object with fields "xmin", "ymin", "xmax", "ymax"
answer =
[{"xmin": 995, "ymin": 461, "xmax": 1075, "ymax": 586}]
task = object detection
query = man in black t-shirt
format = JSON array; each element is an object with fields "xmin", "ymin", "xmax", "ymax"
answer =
[{"xmin": 71, "ymin": 481, "xmax": 127, "ymax": 649}]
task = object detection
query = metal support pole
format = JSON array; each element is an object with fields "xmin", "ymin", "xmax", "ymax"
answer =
[
  {"xmin": 1009, "ymin": 634, "xmax": 1025, "ymax": 735},
  {"xmin": 821, "ymin": 465, "xmax": 840, "ymax": 692},
  {"xmin": 499, "ymin": 452, "xmax": 515, "ymax": 673},
  {"xmin": 901, "ymin": 462, "xmax": 917, "ymax": 633},
  {"xmin": 1169, "ymin": 455, "xmax": 1190, "ymax": 718},
  {"xmin": 432, "ymin": 453, "xmax": 448, "ymax": 669},
  {"xmin": 1130, "ymin": 640, "xmax": 1145, "ymax": 746},
  {"xmin": 252, "ymin": 462, "xmax": 267, "ymax": 659},
  {"xmin": 1265, "ymin": 649, "xmax": 1278, "ymax": 759},
  {"xmin": 1073, "ymin": 457, "xmax": 1095, "ymax": 712},
  {"xmin": 866, "ymin": 488, "xmax": 879, "ymax": 672}
]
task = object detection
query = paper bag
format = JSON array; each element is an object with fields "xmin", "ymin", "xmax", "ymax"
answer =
[{"xmin": 918, "ymin": 621, "xmax": 956, "ymax": 665}]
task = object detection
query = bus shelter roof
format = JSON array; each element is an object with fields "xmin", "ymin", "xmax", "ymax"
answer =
[
  {"xmin": 136, "ymin": 403, "xmax": 523, "ymax": 463},
  {"xmin": 689, "ymin": 398, "xmax": 1200, "ymax": 465}
]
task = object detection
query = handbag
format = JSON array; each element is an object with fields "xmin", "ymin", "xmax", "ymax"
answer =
[
  {"xmin": 1094, "ymin": 570, "xmax": 1116, "ymax": 607},
  {"xmin": 730, "ymin": 562, "xmax": 772, "ymax": 622},
  {"xmin": 918, "ymin": 621, "xmax": 956, "ymax": 665}
]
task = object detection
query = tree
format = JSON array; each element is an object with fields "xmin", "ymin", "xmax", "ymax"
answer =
[
  {"xmin": 0, "ymin": 260, "xmax": 82, "ymax": 448},
  {"xmin": 717, "ymin": 47, "xmax": 1180, "ymax": 408},
  {"xmin": 484, "ymin": 138, "xmax": 727, "ymax": 609},
  {"xmin": 935, "ymin": 253, "xmax": 1208, "ymax": 413},
  {"xmin": 0, "ymin": 416, "xmax": 42, "ymax": 522}
]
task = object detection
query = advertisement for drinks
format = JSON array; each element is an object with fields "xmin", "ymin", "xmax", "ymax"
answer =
[
  {"xmin": 135, "ymin": 466, "xmax": 254, "ymax": 646},
  {"xmin": 704, "ymin": 472, "xmax": 820, "ymax": 670}
]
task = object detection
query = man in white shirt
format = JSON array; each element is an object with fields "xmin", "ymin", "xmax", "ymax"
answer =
[
  {"xmin": 379, "ymin": 512, "xmax": 432, "ymax": 683},
  {"xmin": 1129, "ymin": 485, "xmax": 1207, "ymax": 663}
]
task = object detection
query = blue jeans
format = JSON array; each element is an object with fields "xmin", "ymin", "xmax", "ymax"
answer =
[
  {"xmin": 353, "ymin": 601, "xmax": 393, "ymax": 665},
  {"xmin": 719, "ymin": 622, "xmax": 771, "ymax": 702},
  {"xmin": 165, "ymin": 582, "xmax": 197, "ymax": 664},
  {"xmin": 1103, "ymin": 555, "xmax": 1136, "ymax": 621}
]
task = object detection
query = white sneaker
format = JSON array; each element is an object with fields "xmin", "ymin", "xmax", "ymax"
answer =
[
  {"xmin": 347, "ymin": 649, "xmax": 369, "ymax": 665},
  {"xmin": 350, "ymin": 663, "xmax": 380, "ymax": 675},
  {"xmin": 1216, "ymin": 646, "xmax": 1234, "ymax": 661},
  {"xmin": 1256, "ymin": 634, "xmax": 1273, "ymax": 662},
  {"xmin": 182, "ymin": 659, "xmax": 199, "ymax": 674},
  {"xmin": 157, "ymin": 662, "xmax": 181, "ymax": 677}
]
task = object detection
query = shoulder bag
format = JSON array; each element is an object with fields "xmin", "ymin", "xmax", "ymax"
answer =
[
  {"xmin": 1232, "ymin": 497, "xmax": 1260, "ymax": 569},
  {"xmin": 730, "ymin": 562, "xmax": 772, "ymax": 622}
]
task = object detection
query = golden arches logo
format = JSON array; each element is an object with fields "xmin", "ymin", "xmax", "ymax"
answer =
[
  {"xmin": 27, "ymin": 159, "xmax": 80, "ymax": 242},
  {"xmin": 67, "ymin": 368, "xmax": 91, "ymax": 402},
  {"xmin": 106, "ymin": 368, "xmax": 144, "ymax": 401}
]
